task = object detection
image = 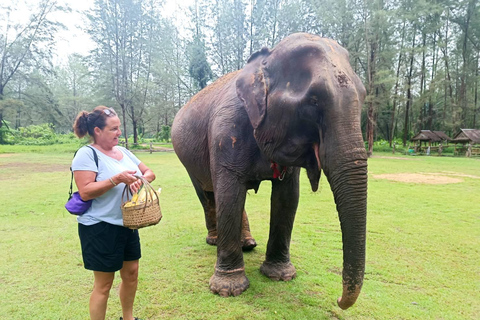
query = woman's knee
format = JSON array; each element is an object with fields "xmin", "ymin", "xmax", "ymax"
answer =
[
  {"xmin": 93, "ymin": 272, "xmax": 115, "ymax": 294},
  {"xmin": 121, "ymin": 260, "xmax": 139, "ymax": 283}
]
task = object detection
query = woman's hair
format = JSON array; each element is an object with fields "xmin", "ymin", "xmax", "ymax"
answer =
[{"xmin": 73, "ymin": 105, "xmax": 116, "ymax": 139}]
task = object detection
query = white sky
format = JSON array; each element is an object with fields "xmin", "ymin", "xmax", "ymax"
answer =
[
  {"xmin": 55, "ymin": 0, "xmax": 192, "ymax": 63},
  {"xmin": 5, "ymin": 0, "xmax": 193, "ymax": 64}
]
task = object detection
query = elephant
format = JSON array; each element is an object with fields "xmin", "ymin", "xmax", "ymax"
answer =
[{"xmin": 171, "ymin": 33, "xmax": 367, "ymax": 310}]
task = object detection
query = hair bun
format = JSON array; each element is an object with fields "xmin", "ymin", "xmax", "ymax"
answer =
[{"xmin": 73, "ymin": 110, "xmax": 91, "ymax": 138}]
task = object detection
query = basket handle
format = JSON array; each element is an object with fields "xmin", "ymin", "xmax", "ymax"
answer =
[
  {"xmin": 134, "ymin": 175, "xmax": 158, "ymax": 202},
  {"xmin": 122, "ymin": 175, "xmax": 158, "ymax": 208}
]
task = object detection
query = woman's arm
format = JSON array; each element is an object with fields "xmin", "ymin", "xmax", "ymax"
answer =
[
  {"xmin": 139, "ymin": 163, "xmax": 155, "ymax": 183},
  {"xmin": 122, "ymin": 163, "xmax": 156, "ymax": 194},
  {"xmin": 74, "ymin": 170, "xmax": 138, "ymax": 201}
]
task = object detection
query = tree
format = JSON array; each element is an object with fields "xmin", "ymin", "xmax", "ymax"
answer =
[
  {"xmin": 0, "ymin": 0, "xmax": 66, "ymax": 133},
  {"xmin": 87, "ymin": 0, "xmax": 162, "ymax": 145},
  {"xmin": 210, "ymin": 0, "xmax": 248, "ymax": 74},
  {"xmin": 51, "ymin": 54, "xmax": 96, "ymax": 130},
  {"xmin": 187, "ymin": 0, "xmax": 213, "ymax": 89}
]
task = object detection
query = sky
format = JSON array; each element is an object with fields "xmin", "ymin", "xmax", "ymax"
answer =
[
  {"xmin": 6, "ymin": 0, "xmax": 193, "ymax": 64},
  {"xmin": 54, "ymin": 0, "xmax": 192, "ymax": 63}
]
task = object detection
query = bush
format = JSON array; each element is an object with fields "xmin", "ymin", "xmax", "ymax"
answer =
[
  {"xmin": 155, "ymin": 125, "xmax": 171, "ymax": 142},
  {"xmin": 6, "ymin": 124, "xmax": 77, "ymax": 146},
  {"xmin": 0, "ymin": 121, "xmax": 15, "ymax": 145}
]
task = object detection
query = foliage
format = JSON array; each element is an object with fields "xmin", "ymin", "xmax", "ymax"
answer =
[
  {"xmin": 0, "ymin": 150, "xmax": 479, "ymax": 319},
  {"xmin": 156, "ymin": 125, "xmax": 171, "ymax": 142},
  {"xmin": 0, "ymin": 120, "xmax": 14, "ymax": 144},
  {"xmin": 7, "ymin": 124, "xmax": 77, "ymax": 145},
  {"xmin": 1, "ymin": 0, "xmax": 480, "ymax": 156},
  {"xmin": 0, "ymin": 0, "xmax": 66, "ymax": 130}
]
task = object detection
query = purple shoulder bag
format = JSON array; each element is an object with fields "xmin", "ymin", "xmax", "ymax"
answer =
[{"xmin": 65, "ymin": 146, "xmax": 98, "ymax": 215}]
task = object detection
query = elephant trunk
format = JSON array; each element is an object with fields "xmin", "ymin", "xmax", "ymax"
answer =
[{"xmin": 323, "ymin": 132, "xmax": 367, "ymax": 310}]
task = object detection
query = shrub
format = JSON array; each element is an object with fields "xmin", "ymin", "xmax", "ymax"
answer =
[
  {"xmin": 0, "ymin": 121, "xmax": 15, "ymax": 145},
  {"xmin": 155, "ymin": 125, "xmax": 171, "ymax": 142}
]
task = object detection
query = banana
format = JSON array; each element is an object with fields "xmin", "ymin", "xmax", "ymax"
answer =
[
  {"xmin": 124, "ymin": 201, "xmax": 136, "ymax": 208},
  {"xmin": 131, "ymin": 192, "xmax": 139, "ymax": 203},
  {"xmin": 137, "ymin": 187, "xmax": 147, "ymax": 202}
]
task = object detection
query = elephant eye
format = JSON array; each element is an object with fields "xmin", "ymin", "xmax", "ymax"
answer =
[
  {"xmin": 298, "ymin": 103, "xmax": 319, "ymax": 121},
  {"xmin": 310, "ymin": 97, "xmax": 319, "ymax": 106}
]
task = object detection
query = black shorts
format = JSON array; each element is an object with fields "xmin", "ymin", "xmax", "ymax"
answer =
[{"xmin": 78, "ymin": 221, "xmax": 141, "ymax": 272}]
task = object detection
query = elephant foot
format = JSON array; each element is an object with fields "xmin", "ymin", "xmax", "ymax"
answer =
[
  {"xmin": 242, "ymin": 237, "xmax": 257, "ymax": 252},
  {"xmin": 260, "ymin": 261, "xmax": 297, "ymax": 281},
  {"xmin": 206, "ymin": 235, "xmax": 217, "ymax": 246},
  {"xmin": 209, "ymin": 267, "xmax": 250, "ymax": 297},
  {"xmin": 207, "ymin": 235, "xmax": 257, "ymax": 251}
]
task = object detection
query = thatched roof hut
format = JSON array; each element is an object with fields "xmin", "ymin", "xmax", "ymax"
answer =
[
  {"xmin": 451, "ymin": 129, "xmax": 480, "ymax": 156},
  {"xmin": 432, "ymin": 131, "xmax": 451, "ymax": 142},
  {"xmin": 451, "ymin": 129, "xmax": 480, "ymax": 144},
  {"xmin": 410, "ymin": 130, "xmax": 450, "ymax": 145}
]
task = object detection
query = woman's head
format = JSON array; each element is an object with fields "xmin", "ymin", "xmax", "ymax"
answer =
[{"xmin": 73, "ymin": 106, "xmax": 120, "ymax": 144}]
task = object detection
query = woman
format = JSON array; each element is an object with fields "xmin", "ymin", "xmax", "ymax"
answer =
[{"xmin": 72, "ymin": 105, "xmax": 154, "ymax": 320}]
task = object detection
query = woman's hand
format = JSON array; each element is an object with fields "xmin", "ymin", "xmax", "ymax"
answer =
[
  {"xmin": 112, "ymin": 170, "xmax": 143, "ymax": 194},
  {"xmin": 129, "ymin": 176, "xmax": 143, "ymax": 194}
]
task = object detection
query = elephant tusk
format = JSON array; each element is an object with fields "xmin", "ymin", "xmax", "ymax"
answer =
[{"xmin": 313, "ymin": 143, "xmax": 321, "ymax": 170}]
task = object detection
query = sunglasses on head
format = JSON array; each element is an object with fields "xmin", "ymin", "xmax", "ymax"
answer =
[{"xmin": 103, "ymin": 108, "xmax": 117, "ymax": 116}]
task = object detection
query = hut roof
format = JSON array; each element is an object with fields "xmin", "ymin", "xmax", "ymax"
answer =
[
  {"xmin": 410, "ymin": 130, "xmax": 448, "ymax": 142},
  {"xmin": 451, "ymin": 129, "xmax": 480, "ymax": 144},
  {"xmin": 432, "ymin": 131, "xmax": 451, "ymax": 141}
]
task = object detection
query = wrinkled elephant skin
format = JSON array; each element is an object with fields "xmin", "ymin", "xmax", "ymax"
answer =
[{"xmin": 172, "ymin": 33, "xmax": 367, "ymax": 309}]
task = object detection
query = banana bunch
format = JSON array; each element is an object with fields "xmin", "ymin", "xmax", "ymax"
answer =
[{"xmin": 124, "ymin": 186, "xmax": 160, "ymax": 208}]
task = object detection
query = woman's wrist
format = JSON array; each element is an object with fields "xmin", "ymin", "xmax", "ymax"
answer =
[{"xmin": 142, "ymin": 170, "xmax": 155, "ymax": 183}]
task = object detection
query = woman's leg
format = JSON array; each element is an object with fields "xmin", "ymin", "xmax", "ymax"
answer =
[
  {"xmin": 90, "ymin": 271, "xmax": 115, "ymax": 320},
  {"xmin": 119, "ymin": 260, "xmax": 139, "ymax": 320}
]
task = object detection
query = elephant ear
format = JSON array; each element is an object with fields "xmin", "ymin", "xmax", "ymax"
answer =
[{"xmin": 236, "ymin": 47, "xmax": 271, "ymax": 129}]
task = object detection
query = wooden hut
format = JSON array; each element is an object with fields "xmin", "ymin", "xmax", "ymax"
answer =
[
  {"xmin": 410, "ymin": 130, "xmax": 450, "ymax": 154},
  {"xmin": 451, "ymin": 129, "xmax": 480, "ymax": 156}
]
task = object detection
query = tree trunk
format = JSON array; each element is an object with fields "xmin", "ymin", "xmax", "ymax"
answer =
[
  {"xmin": 474, "ymin": 51, "xmax": 479, "ymax": 128},
  {"xmin": 403, "ymin": 25, "xmax": 416, "ymax": 147},
  {"xmin": 120, "ymin": 104, "xmax": 129, "ymax": 148},
  {"xmin": 459, "ymin": 0, "xmax": 473, "ymax": 128},
  {"xmin": 249, "ymin": 0, "xmax": 254, "ymax": 56},
  {"xmin": 0, "ymin": 86, "xmax": 3, "ymax": 130},
  {"xmin": 427, "ymin": 31, "xmax": 438, "ymax": 130},
  {"xmin": 441, "ymin": 9, "xmax": 455, "ymax": 132},
  {"xmin": 390, "ymin": 21, "xmax": 406, "ymax": 147},
  {"xmin": 417, "ymin": 31, "xmax": 427, "ymax": 132},
  {"xmin": 365, "ymin": 8, "xmax": 377, "ymax": 157}
]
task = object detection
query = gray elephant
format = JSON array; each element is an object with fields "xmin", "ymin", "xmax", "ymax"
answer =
[{"xmin": 171, "ymin": 33, "xmax": 367, "ymax": 309}]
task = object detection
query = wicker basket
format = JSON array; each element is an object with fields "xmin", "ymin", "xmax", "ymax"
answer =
[{"xmin": 121, "ymin": 176, "xmax": 162, "ymax": 229}]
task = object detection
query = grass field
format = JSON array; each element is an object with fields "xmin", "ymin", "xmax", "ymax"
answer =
[{"xmin": 0, "ymin": 146, "xmax": 478, "ymax": 319}]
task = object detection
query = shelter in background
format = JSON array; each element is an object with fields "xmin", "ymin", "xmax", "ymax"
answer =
[
  {"xmin": 409, "ymin": 130, "xmax": 451, "ymax": 155},
  {"xmin": 451, "ymin": 129, "xmax": 480, "ymax": 156}
]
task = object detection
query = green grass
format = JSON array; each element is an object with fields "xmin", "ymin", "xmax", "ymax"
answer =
[{"xmin": 0, "ymin": 148, "xmax": 478, "ymax": 319}]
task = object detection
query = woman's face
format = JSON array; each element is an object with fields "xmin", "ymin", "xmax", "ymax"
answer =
[{"xmin": 95, "ymin": 116, "xmax": 122, "ymax": 147}]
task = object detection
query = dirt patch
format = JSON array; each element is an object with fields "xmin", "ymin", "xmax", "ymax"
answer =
[
  {"xmin": 0, "ymin": 162, "xmax": 69, "ymax": 173},
  {"xmin": 439, "ymin": 171, "xmax": 480, "ymax": 179},
  {"xmin": 372, "ymin": 173, "xmax": 464, "ymax": 184},
  {"xmin": 134, "ymin": 146, "xmax": 174, "ymax": 152},
  {"xmin": 370, "ymin": 156, "xmax": 419, "ymax": 160},
  {"xmin": 0, "ymin": 154, "xmax": 14, "ymax": 158}
]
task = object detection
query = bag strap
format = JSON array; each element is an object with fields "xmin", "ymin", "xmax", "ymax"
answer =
[{"xmin": 68, "ymin": 146, "xmax": 99, "ymax": 200}]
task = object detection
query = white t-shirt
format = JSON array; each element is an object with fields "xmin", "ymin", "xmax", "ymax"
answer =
[{"xmin": 71, "ymin": 145, "xmax": 142, "ymax": 226}]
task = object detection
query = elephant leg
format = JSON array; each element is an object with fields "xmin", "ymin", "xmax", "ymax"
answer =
[
  {"xmin": 209, "ymin": 177, "xmax": 249, "ymax": 297},
  {"xmin": 241, "ymin": 209, "xmax": 257, "ymax": 251},
  {"xmin": 203, "ymin": 192, "xmax": 218, "ymax": 246},
  {"xmin": 189, "ymin": 176, "xmax": 218, "ymax": 245},
  {"xmin": 260, "ymin": 170, "xmax": 300, "ymax": 281},
  {"xmin": 191, "ymin": 173, "xmax": 256, "ymax": 250}
]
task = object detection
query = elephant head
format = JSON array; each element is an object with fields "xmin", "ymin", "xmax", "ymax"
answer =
[{"xmin": 236, "ymin": 33, "xmax": 367, "ymax": 309}]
